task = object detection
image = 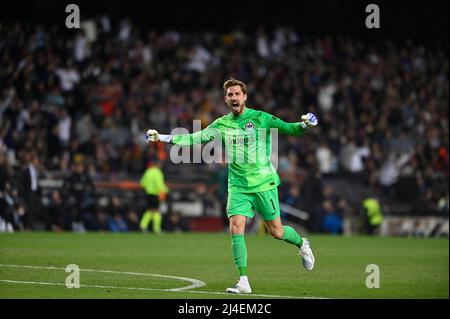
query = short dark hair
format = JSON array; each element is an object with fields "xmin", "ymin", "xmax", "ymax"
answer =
[{"xmin": 223, "ymin": 77, "xmax": 247, "ymax": 95}]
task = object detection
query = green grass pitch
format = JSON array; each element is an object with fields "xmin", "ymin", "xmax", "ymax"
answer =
[{"xmin": 0, "ymin": 232, "xmax": 448, "ymax": 299}]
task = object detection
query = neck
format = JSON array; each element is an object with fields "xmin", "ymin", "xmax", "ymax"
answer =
[{"xmin": 232, "ymin": 106, "xmax": 246, "ymax": 118}]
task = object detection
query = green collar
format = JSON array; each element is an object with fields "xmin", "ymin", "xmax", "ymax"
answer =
[{"xmin": 231, "ymin": 106, "xmax": 250, "ymax": 119}]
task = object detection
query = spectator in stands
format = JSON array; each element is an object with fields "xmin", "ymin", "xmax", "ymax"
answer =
[
  {"xmin": 63, "ymin": 159, "xmax": 96, "ymax": 232},
  {"xmin": 0, "ymin": 152, "xmax": 14, "ymax": 230},
  {"xmin": 322, "ymin": 200, "xmax": 343, "ymax": 235},
  {"xmin": 0, "ymin": 183, "xmax": 25, "ymax": 231},
  {"xmin": 316, "ymin": 140, "xmax": 336, "ymax": 174},
  {"xmin": 96, "ymin": 209, "xmax": 110, "ymax": 232},
  {"xmin": 283, "ymin": 185, "xmax": 301, "ymax": 209},
  {"xmin": 415, "ymin": 189, "xmax": 439, "ymax": 215},
  {"xmin": 19, "ymin": 153, "xmax": 42, "ymax": 230},
  {"xmin": 163, "ymin": 211, "xmax": 190, "ymax": 233},
  {"xmin": 109, "ymin": 212, "xmax": 129, "ymax": 232},
  {"xmin": 108, "ymin": 196, "xmax": 126, "ymax": 217},
  {"xmin": 46, "ymin": 190, "xmax": 65, "ymax": 232},
  {"xmin": 11, "ymin": 201, "xmax": 26, "ymax": 231},
  {"xmin": 0, "ymin": 179, "xmax": 14, "ymax": 232},
  {"xmin": 437, "ymin": 193, "xmax": 449, "ymax": 216},
  {"xmin": 125, "ymin": 209, "xmax": 141, "ymax": 231},
  {"xmin": 0, "ymin": 151, "xmax": 8, "ymax": 192},
  {"xmin": 377, "ymin": 152, "xmax": 413, "ymax": 197},
  {"xmin": 106, "ymin": 196, "xmax": 131, "ymax": 232},
  {"xmin": 302, "ymin": 171, "xmax": 324, "ymax": 231},
  {"xmin": 336, "ymin": 197, "xmax": 357, "ymax": 235}
]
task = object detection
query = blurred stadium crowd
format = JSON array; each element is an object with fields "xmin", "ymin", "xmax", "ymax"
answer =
[{"xmin": 0, "ymin": 17, "xmax": 448, "ymax": 233}]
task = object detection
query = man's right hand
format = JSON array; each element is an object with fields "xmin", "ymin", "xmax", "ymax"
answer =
[{"xmin": 146, "ymin": 129, "xmax": 160, "ymax": 142}]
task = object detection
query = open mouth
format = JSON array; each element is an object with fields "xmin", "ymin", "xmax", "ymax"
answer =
[{"xmin": 232, "ymin": 102, "xmax": 239, "ymax": 108}]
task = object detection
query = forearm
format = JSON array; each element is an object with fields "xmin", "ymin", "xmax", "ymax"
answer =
[
  {"xmin": 159, "ymin": 134, "xmax": 173, "ymax": 143},
  {"xmin": 277, "ymin": 122, "xmax": 307, "ymax": 136},
  {"xmin": 172, "ymin": 128, "xmax": 220, "ymax": 146},
  {"xmin": 153, "ymin": 132, "xmax": 204, "ymax": 146},
  {"xmin": 171, "ymin": 134, "xmax": 197, "ymax": 146},
  {"xmin": 268, "ymin": 112, "xmax": 317, "ymax": 136},
  {"xmin": 148, "ymin": 121, "xmax": 221, "ymax": 146}
]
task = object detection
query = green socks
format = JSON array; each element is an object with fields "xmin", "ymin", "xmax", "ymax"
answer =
[
  {"xmin": 152, "ymin": 212, "xmax": 162, "ymax": 233},
  {"xmin": 231, "ymin": 234, "xmax": 248, "ymax": 276},
  {"xmin": 281, "ymin": 226, "xmax": 303, "ymax": 248},
  {"xmin": 140, "ymin": 210, "xmax": 162, "ymax": 233},
  {"xmin": 140, "ymin": 210, "xmax": 152, "ymax": 230},
  {"xmin": 231, "ymin": 227, "xmax": 302, "ymax": 277}
]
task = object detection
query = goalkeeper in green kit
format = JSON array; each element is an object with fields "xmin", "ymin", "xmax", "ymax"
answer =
[{"xmin": 146, "ymin": 77, "xmax": 317, "ymax": 294}]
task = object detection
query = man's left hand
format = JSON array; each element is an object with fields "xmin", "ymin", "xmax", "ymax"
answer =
[{"xmin": 300, "ymin": 113, "xmax": 318, "ymax": 128}]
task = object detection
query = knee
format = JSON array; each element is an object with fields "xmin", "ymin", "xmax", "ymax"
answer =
[
  {"xmin": 270, "ymin": 226, "xmax": 284, "ymax": 240},
  {"xmin": 230, "ymin": 221, "xmax": 245, "ymax": 234}
]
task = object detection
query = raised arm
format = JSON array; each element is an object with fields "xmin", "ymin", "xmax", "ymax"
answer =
[
  {"xmin": 266, "ymin": 112, "xmax": 318, "ymax": 135},
  {"xmin": 146, "ymin": 119, "xmax": 221, "ymax": 146}
]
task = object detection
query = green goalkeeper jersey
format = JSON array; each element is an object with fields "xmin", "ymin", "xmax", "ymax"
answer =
[{"xmin": 172, "ymin": 107, "xmax": 306, "ymax": 193}]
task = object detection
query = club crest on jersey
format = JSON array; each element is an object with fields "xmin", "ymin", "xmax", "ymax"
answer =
[{"xmin": 245, "ymin": 122, "xmax": 254, "ymax": 130}]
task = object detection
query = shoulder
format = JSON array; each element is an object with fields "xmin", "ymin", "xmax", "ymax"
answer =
[
  {"xmin": 247, "ymin": 107, "xmax": 268, "ymax": 116},
  {"xmin": 208, "ymin": 114, "xmax": 229, "ymax": 127},
  {"xmin": 249, "ymin": 108, "xmax": 275, "ymax": 121}
]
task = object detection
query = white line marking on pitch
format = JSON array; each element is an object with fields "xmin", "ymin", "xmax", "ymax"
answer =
[
  {"xmin": 0, "ymin": 279, "xmax": 325, "ymax": 299},
  {"xmin": 0, "ymin": 264, "xmax": 327, "ymax": 299},
  {"xmin": 0, "ymin": 264, "xmax": 204, "ymax": 291}
]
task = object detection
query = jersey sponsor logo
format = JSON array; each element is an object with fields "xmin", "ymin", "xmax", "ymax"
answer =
[
  {"xmin": 245, "ymin": 122, "xmax": 254, "ymax": 130},
  {"xmin": 228, "ymin": 136, "xmax": 255, "ymax": 145}
]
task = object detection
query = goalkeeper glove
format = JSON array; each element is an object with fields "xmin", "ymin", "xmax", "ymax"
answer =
[
  {"xmin": 300, "ymin": 112, "xmax": 318, "ymax": 129},
  {"xmin": 146, "ymin": 129, "xmax": 160, "ymax": 142},
  {"xmin": 146, "ymin": 129, "xmax": 172, "ymax": 143}
]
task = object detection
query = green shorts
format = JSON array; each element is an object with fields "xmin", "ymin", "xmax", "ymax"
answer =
[{"xmin": 226, "ymin": 188, "xmax": 280, "ymax": 221}]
